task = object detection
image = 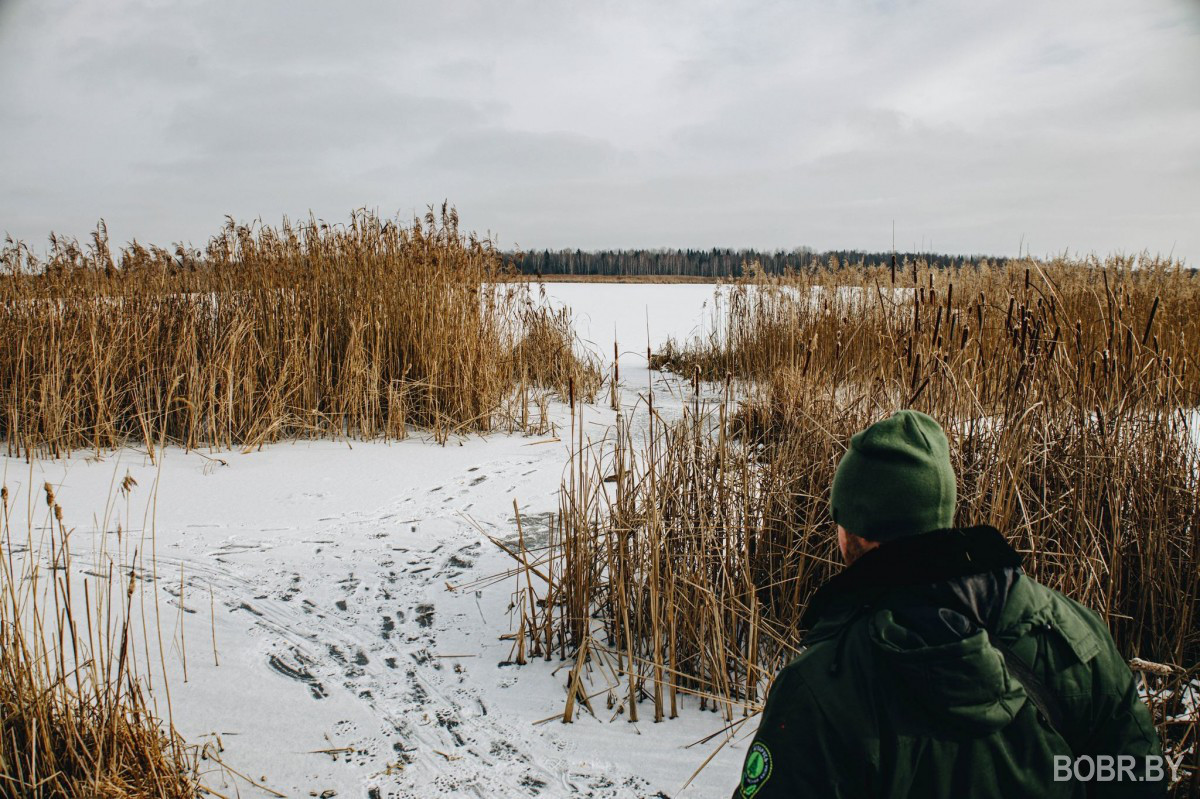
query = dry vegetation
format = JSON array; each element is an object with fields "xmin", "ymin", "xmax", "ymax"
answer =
[
  {"xmin": 0, "ymin": 207, "xmax": 604, "ymax": 797},
  {"xmin": 507, "ymin": 256, "xmax": 1200, "ymax": 790},
  {"xmin": 0, "ymin": 481, "xmax": 202, "ymax": 798},
  {"xmin": 516, "ymin": 274, "xmax": 719, "ymax": 284},
  {"xmin": 0, "ymin": 207, "xmax": 601, "ymax": 458}
]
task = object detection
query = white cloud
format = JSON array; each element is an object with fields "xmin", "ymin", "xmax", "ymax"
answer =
[{"xmin": 0, "ymin": 0, "xmax": 1196, "ymax": 261}]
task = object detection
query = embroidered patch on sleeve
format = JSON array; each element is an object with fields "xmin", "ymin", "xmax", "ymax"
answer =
[{"xmin": 739, "ymin": 742, "xmax": 773, "ymax": 798}]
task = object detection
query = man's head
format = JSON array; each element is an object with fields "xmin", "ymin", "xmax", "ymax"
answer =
[{"xmin": 830, "ymin": 409, "xmax": 957, "ymax": 558}]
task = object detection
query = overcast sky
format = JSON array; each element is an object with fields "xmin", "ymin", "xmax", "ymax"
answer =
[{"xmin": 1, "ymin": 0, "xmax": 1197, "ymax": 261}]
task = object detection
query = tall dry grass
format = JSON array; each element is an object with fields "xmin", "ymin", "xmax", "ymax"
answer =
[
  {"xmin": 0, "ymin": 207, "xmax": 601, "ymax": 458},
  {"xmin": 504, "ymin": 256, "xmax": 1199, "ymax": 790},
  {"xmin": 0, "ymin": 480, "xmax": 202, "ymax": 798}
]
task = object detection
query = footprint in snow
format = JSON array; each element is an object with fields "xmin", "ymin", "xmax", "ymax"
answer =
[{"xmin": 266, "ymin": 649, "xmax": 327, "ymax": 699}]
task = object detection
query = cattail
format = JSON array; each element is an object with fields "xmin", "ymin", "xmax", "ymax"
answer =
[
  {"xmin": 521, "ymin": 254, "xmax": 1199, "ymax": 747},
  {"xmin": 2, "ymin": 492, "xmax": 200, "ymax": 795}
]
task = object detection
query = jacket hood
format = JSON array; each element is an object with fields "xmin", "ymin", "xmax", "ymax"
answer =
[
  {"xmin": 802, "ymin": 525, "xmax": 1023, "ymax": 631},
  {"xmin": 802, "ymin": 526, "xmax": 1032, "ymax": 735},
  {"xmin": 869, "ymin": 603, "xmax": 1026, "ymax": 735}
]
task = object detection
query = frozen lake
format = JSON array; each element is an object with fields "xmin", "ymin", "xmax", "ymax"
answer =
[
  {"xmin": 537, "ymin": 281, "xmax": 724, "ymax": 363},
  {"xmin": 1, "ymin": 281, "xmax": 751, "ymax": 799}
]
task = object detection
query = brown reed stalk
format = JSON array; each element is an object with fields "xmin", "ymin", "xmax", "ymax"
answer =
[
  {"xmin": 0, "ymin": 208, "xmax": 602, "ymax": 456},
  {"xmin": 510, "ymin": 255, "xmax": 1199, "ymax": 792},
  {"xmin": 0, "ymin": 482, "xmax": 203, "ymax": 798}
]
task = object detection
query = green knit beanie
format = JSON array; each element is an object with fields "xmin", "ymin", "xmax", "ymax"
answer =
[{"xmin": 830, "ymin": 410, "xmax": 957, "ymax": 542}]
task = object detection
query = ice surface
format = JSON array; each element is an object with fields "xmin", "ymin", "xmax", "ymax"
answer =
[{"xmin": 0, "ymin": 282, "xmax": 752, "ymax": 799}]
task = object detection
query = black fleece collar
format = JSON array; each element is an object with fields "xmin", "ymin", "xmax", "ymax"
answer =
[{"xmin": 801, "ymin": 525, "xmax": 1023, "ymax": 628}]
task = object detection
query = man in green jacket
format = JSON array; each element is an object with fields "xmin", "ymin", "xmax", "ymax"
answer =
[{"xmin": 734, "ymin": 410, "xmax": 1166, "ymax": 798}]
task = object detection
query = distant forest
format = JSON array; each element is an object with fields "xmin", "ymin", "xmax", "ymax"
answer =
[{"xmin": 503, "ymin": 248, "xmax": 995, "ymax": 278}]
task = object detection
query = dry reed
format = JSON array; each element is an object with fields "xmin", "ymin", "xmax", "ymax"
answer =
[
  {"xmin": 0, "ymin": 207, "xmax": 601, "ymax": 457},
  {"xmin": 505, "ymin": 255, "xmax": 1199, "ymax": 791},
  {"xmin": 0, "ymin": 481, "xmax": 203, "ymax": 798}
]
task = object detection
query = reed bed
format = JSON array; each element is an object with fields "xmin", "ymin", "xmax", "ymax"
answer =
[
  {"xmin": 505, "ymin": 256, "xmax": 1199, "ymax": 790},
  {"xmin": 0, "ymin": 481, "xmax": 203, "ymax": 798},
  {"xmin": 0, "ymin": 208, "xmax": 601, "ymax": 457}
]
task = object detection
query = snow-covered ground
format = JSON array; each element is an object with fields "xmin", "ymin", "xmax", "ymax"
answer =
[{"xmin": 2, "ymin": 282, "xmax": 754, "ymax": 799}]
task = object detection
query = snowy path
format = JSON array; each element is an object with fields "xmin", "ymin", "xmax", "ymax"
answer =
[
  {"xmin": 2, "ymin": 283, "xmax": 755, "ymax": 798},
  {"xmin": 5, "ymin": 421, "xmax": 743, "ymax": 798}
]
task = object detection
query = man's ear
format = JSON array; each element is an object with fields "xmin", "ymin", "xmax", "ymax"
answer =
[{"xmin": 838, "ymin": 525, "xmax": 880, "ymax": 565}]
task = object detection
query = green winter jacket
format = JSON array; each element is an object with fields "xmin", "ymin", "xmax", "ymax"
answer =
[{"xmin": 734, "ymin": 526, "xmax": 1164, "ymax": 798}]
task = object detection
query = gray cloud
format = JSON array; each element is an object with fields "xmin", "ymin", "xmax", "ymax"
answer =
[{"xmin": 0, "ymin": 0, "xmax": 1196, "ymax": 261}]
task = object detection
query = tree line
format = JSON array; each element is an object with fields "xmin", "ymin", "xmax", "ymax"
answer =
[{"xmin": 503, "ymin": 248, "xmax": 996, "ymax": 278}]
